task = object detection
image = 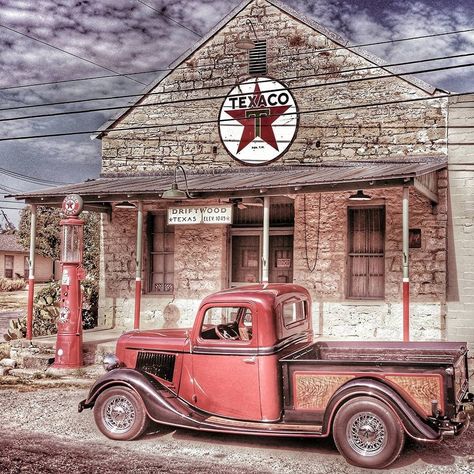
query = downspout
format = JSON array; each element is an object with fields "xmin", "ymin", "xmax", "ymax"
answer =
[
  {"xmin": 262, "ymin": 196, "xmax": 270, "ymax": 283},
  {"xmin": 134, "ymin": 202, "xmax": 143, "ymax": 330},
  {"xmin": 26, "ymin": 204, "xmax": 37, "ymax": 341},
  {"xmin": 402, "ymin": 186, "xmax": 410, "ymax": 342}
]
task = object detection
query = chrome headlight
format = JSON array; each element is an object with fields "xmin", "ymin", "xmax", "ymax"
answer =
[{"xmin": 103, "ymin": 353, "xmax": 121, "ymax": 371}]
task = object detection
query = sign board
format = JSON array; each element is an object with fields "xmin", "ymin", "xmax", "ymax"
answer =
[
  {"xmin": 219, "ymin": 77, "xmax": 298, "ymax": 165},
  {"xmin": 168, "ymin": 205, "xmax": 233, "ymax": 225},
  {"xmin": 277, "ymin": 258, "xmax": 291, "ymax": 268}
]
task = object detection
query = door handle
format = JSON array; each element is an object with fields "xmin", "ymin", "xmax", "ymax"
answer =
[{"xmin": 243, "ymin": 356, "xmax": 256, "ymax": 364}]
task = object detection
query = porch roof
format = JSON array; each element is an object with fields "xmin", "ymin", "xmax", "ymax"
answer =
[{"xmin": 11, "ymin": 156, "xmax": 446, "ymax": 209}]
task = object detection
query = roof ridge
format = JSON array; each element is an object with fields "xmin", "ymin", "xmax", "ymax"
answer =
[{"xmin": 93, "ymin": 0, "xmax": 439, "ymax": 139}]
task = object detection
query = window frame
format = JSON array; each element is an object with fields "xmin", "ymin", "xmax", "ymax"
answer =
[
  {"xmin": 146, "ymin": 212, "xmax": 175, "ymax": 295},
  {"xmin": 194, "ymin": 302, "xmax": 258, "ymax": 348},
  {"xmin": 4, "ymin": 255, "xmax": 14, "ymax": 279},
  {"xmin": 346, "ymin": 204, "xmax": 386, "ymax": 300}
]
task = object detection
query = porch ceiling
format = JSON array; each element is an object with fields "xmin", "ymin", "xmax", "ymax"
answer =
[{"xmin": 11, "ymin": 156, "xmax": 447, "ymax": 208}]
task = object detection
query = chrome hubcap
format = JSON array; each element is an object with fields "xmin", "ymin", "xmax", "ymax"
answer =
[
  {"xmin": 347, "ymin": 412, "xmax": 387, "ymax": 456},
  {"xmin": 103, "ymin": 395, "xmax": 136, "ymax": 433}
]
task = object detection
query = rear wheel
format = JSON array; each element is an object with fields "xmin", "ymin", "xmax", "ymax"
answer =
[
  {"xmin": 333, "ymin": 396, "xmax": 405, "ymax": 469},
  {"xmin": 94, "ymin": 386, "xmax": 149, "ymax": 440}
]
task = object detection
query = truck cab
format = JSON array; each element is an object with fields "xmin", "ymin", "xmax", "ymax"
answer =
[{"xmin": 79, "ymin": 284, "xmax": 471, "ymax": 469}]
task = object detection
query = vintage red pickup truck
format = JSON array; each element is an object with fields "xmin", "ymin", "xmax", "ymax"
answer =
[{"xmin": 79, "ymin": 284, "xmax": 472, "ymax": 468}]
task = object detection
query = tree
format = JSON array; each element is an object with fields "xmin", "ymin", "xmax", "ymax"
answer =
[
  {"xmin": 18, "ymin": 206, "xmax": 61, "ymax": 260},
  {"xmin": 18, "ymin": 206, "xmax": 100, "ymax": 278}
]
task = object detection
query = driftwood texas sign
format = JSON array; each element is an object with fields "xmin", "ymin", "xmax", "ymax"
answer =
[{"xmin": 219, "ymin": 77, "xmax": 298, "ymax": 165}]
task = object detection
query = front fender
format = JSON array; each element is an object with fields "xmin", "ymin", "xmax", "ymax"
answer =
[
  {"xmin": 323, "ymin": 378, "xmax": 441, "ymax": 442},
  {"xmin": 78, "ymin": 368, "xmax": 202, "ymax": 429}
]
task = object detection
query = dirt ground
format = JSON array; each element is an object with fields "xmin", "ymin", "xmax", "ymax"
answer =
[
  {"xmin": 0, "ymin": 283, "xmax": 48, "ymax": 313},
  {"xmin": 0, "ymin": 384, "xmax": 473, "ymax": 474}
]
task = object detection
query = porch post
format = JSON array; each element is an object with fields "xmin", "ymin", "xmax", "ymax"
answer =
[
  {"xmin": 262, "ymin": 196, "xmax": 270, "ymax": 283},
  {"xmin": 26, "ymin": 204, "xmax": 37, "ymax": 341},
  {"xmin": 402, "ymin": 186, "xmax": 410, "ymax": 342},
  {"xmin": 134, "ymin": 202, "xmax": 143, "ymax": 330}
]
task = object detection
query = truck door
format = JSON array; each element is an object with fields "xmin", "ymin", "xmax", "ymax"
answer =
[{"xmin": 190, "ymin": 303, "xmax": 261, "ymax": 421}]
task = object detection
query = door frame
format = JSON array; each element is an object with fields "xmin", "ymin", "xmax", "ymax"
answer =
[{"xmin": 229, "ymin": 227, "xmax": 294, "ymax": 287}]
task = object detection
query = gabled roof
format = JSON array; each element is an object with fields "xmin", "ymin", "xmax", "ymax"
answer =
[
  {"xmin": 94, "ymin": 0, "xmax": 440, "ymax": 139},
  {"xmin": 0, "ymin": 234, "xmax": 26, "ymax": 253}
]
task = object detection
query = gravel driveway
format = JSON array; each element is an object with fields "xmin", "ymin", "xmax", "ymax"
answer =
[{"xmin": 0, "ymin": 385, "xmax": 473, "ymax": 474}]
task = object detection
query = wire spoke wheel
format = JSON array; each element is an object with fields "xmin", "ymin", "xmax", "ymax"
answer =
[
  {"xmin": 103, "ymin": 395, "xmax": 136, "ymax": 433},
  {"xmin": 94, "ymin": 387, "xmax": 149, "ymax": 441},
  {"xmin": 347, "ymin": 412, "xmax": 387, "ymax": 456},
  {"xmin": 333, "ymin": 396, "xmax": 405, "ymax": 469}
]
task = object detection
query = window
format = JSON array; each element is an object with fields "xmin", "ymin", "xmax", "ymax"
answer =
[
  {"xmin": 147, "ymin": 213, "xmax": 174, "ymax": 294},
  {"xmin": 347, "ymin": 207, "xmax": 385, "ymax": 299},
  {"xmin": 200, "ymin": 306, "xmax": 253, "ymax": 341},
  {"xmin": 282, "ymin": 300, "xmax": 307, "ymax": 328},
  {"xmin": 4, "ymin": 255, "xmax": 13, "ymax": 279}
]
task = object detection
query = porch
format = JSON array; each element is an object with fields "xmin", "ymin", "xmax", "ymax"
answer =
[{"xmin": 11, "ymin": 156, "xmax": 447, "ymax": 344}]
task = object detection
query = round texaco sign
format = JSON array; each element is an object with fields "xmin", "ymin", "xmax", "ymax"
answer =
[
  {"xmin": 219, "ymin": 77, "xmax": 298, "ymax": 165},
  {"xmin": 62, "ymin": 194, "xmax": 83, "ymax": 217}
]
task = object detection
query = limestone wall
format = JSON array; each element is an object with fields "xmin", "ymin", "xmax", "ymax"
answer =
[
  {"xmin": 99, "ymin": 181, "xmax": 447, "ymax": 340},
  {"xmin": 447, "ymin": 94, "xmax": 474, "ymax": 353},
  {"xmin": 101, "ymin": 0, "xmax": 446, "ymax": 175}
]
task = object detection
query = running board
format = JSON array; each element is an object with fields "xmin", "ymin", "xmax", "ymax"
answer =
[{"xmin": 205, "ymin": 415, "xmax": 322, "ymax": 434}]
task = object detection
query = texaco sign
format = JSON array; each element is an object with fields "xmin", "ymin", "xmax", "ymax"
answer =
[{"xmin": 219, "ymin": 77, "xmax": 298, "ymax": 165}]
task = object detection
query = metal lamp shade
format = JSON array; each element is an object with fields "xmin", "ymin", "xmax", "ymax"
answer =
[
  {"xmin": 348, "ymin": 190, "xmax": 372, "ymax": 201},
  {"xmin": 161, "ymin": 183, "xmax": 188, "ymax": 200}
]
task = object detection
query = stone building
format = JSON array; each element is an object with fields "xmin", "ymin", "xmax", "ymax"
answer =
[{"xmin": 16, "ymin": 0, "xmax": 466, "ymax": 347}]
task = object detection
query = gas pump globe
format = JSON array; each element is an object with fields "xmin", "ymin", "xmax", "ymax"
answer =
[{"xmin": 53, "ymin": 194, "xmax": 86, "ymax": 368}]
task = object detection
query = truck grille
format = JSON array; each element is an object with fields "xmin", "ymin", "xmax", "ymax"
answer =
[{"xmin": 136, "ymin": 351, "xmax": 176, "ymax": 382}]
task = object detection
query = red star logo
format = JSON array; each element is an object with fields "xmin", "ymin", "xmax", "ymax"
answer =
[{"xmin": 225, "ymin": 82, "xmax": 290, "ymax": 153}]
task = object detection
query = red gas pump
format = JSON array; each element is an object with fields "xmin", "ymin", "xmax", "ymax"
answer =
[{"xmin": 53, "ymin": 194, "xmax": 86, "ymax": 368}]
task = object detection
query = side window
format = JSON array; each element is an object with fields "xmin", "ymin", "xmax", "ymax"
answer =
[
  {"xmin": 200, "ymin": 306, "xmax": 253, "ymax": 342},
  {"xmin": 282, "ymin": 300, "xmax": 306, "ymax": 328}
]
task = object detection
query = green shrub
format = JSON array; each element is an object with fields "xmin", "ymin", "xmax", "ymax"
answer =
[
  {"xmin": 0, "ymin": 277, "xmax": 26, "ymax": 292},
  {"xmin": 2, "ymin": 277, "xmax": 99, "ymax": 340}
]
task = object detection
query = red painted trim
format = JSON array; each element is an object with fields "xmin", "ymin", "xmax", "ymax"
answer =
[
  {"xmin": 403, "ymin": 280, "xmax": 410, "ymax": 342},
  {"xmin": 26, "ymin": 277, "xmax": 34, "ymax": 340},
  {"xmin": 134, "ymin": 279, "xmax": 142, "ymax": 330}
]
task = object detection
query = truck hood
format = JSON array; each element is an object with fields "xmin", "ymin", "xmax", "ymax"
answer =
[{"xmin": 117, "ymin": 328, "xmax": 191, "ymax": 353}]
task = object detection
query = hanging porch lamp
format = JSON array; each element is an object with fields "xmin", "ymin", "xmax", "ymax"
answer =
[
  {"xmin": 348, "ymin": 190, "xmax": 372, "ymax": 201},
  {"xmin": 162, "ymin": 165, "xmax": 193, "ymax": 200}
]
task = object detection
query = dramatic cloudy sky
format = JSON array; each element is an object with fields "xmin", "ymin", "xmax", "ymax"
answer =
[{"xmin": 0, "ymin": 0, "xmax": 473, "ymax": 225}]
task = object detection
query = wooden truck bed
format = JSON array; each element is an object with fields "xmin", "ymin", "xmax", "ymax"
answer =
[{"xmin": 281, "ymin": 340, "xmax": 468, "ymax": 365}]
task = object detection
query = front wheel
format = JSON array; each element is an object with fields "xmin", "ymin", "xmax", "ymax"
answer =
[
  {"xmin": 333, "ymin": 396, "xmax": 405, "ymax": 469},
  {"xmin": 94, "ymin": 386, "xmax": 149, "ymax": 440}
]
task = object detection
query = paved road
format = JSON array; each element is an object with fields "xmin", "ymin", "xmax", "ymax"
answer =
[{"xmin": 0, "ymin": 386, "xmax": 473, "ymax": 473}]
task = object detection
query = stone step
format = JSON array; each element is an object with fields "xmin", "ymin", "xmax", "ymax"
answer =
[{"xmin": 23, "ymin": 353, "xmax": 55, "ymax": 370}]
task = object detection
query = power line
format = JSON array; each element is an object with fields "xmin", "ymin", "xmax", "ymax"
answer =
[
  {"xmin": 136, "ymin": 0, "xmax": 202, "ymax": 37},
  {"xmin": 0, "ymin": 90, "xmax": 472, "ymax": 142},
  {"xmin": 1, "ymin": 26, "xmax": 473, "ymax": 93},
  {"xmin": 1, "ymin": 61, "xmax": 472, "ymax": 124},
  {"xmin": 2, "ymin": 51, "xmax": 472, "ymax": 113},
  {"xmin": 0, "ymin": 23, "xmax": 146, "ymax": 86},
  {"xmin": 0, "ymin": 167, "xmax": 71, "ymax": 185}
]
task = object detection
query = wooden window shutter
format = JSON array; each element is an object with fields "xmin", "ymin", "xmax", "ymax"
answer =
[{"xmin": 347, "ymin": 207, "xmax": 385, "ymax": 299}]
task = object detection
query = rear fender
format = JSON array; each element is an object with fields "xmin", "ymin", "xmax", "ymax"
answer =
[
  {"xmin": 323, "ymin": 378, "xmax": 441, "ymax": 442},
  {"xmin": 79, "ymin": 368, "xmax": 201, "ymax": 428}
]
